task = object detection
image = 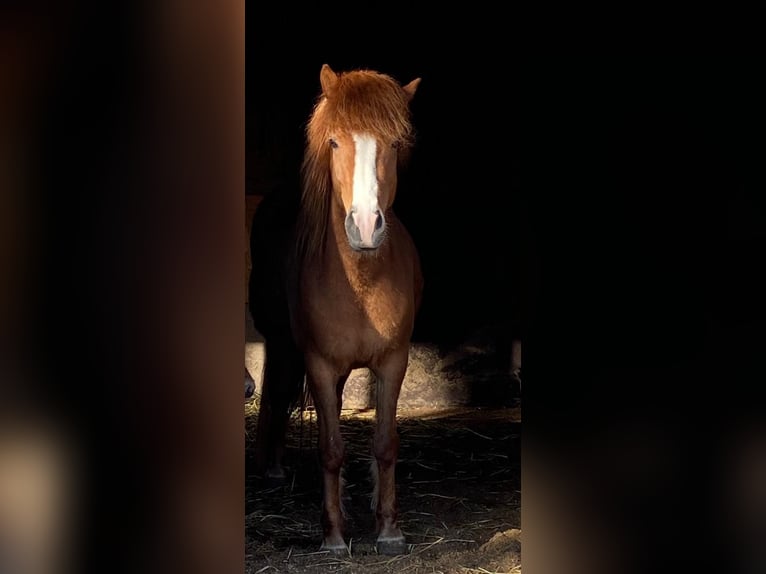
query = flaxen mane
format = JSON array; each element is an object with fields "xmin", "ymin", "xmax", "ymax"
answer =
[{"xmin": 296, "ymin": 70, "xmax": 416, "ymax": 261}]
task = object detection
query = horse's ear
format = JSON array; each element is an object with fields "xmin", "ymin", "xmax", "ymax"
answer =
[
  {"xmin": 320, "ymin": 64, "xmax": 339, "ymax": 98},
  {"xmin": 402, "ymin": 77, "xmax": 421, "ymax": 102}
]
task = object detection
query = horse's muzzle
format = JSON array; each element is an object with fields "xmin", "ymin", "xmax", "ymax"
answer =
[{"xmin": 345, "ymin": 208, "xmax": 385, "ymax": 250}]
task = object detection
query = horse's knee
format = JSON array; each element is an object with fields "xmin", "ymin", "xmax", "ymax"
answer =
[
  {"xmin": 321, "ymin": 436, "xmax": 345, "ymax": 472},
  {"xmin": 373, "ymin": 432, "xmax": 399, "ymax": 467}
]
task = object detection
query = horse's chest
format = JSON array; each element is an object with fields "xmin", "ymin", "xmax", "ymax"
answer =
[{"xmin": 302, "ymin": 276, "xmax": 412, "ymax": 360}]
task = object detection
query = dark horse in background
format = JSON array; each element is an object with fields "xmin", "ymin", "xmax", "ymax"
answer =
[{"xmin": 248, "ymin": 64, "xmax": 423, "ymax": 555}]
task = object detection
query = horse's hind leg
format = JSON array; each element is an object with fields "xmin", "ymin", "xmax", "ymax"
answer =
[
  {"xmin": 510, "ymin": 338, "xmax": 522, "ymax": 387},
  {"xmin": 253, "ymin": 337, "xmax": 305, "ymax": 481},
  {"xmin": 371, "ymin": 348, "xmax": 409, "ymax": 555},
  {"xmin": 245, "ymin": 367, "xmax": 255, "ymax": 399}
]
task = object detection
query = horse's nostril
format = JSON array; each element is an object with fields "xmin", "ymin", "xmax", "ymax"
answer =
[{"xmin": 375, "ymin": 212, "xmax": 383, "ymax": 230}]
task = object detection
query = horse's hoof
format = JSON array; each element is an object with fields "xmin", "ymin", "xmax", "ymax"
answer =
[
  {"xmin": 260, "ymin": 466, "xmax": 287, "ymax": 488},
  {"xmin": 376, "ymin": 536, "xmax": 407, "ymax": 555},
  {"xmin": 263, "ymin": 475, "xmax": 286, "ymax": 489},
  {"xmin": 320, "ymin": 540, "xmax": 348, "ymax": 556}
]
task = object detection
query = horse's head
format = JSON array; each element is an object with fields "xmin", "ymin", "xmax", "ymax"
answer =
[{"xmin": 307, "ymin": 64, "xmax": 420, "ymax": 251}]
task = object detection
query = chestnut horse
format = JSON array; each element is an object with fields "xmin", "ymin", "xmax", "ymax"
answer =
[{"xmin": 249, "ymin": 64, "xmax": 423, "ymax": 555}]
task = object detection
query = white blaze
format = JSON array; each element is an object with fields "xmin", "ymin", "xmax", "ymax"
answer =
[{"xmin": 351, "ymin": 133, "xmax": 380, "ymax": 244}]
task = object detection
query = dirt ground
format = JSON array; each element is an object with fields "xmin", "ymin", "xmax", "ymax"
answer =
[{"xmin": 245, "ymin": 403, "xmax": 521, "ymax": 574}]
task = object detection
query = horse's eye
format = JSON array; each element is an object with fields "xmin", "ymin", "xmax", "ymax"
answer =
[{"xmin": 329, "ymin": 138, "xmax": 338, "ymax": 149}]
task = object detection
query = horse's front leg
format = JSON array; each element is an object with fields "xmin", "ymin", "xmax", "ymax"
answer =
[
  {"xmin": 371, "ymin": 348, "xmax": 409, "ymax": 555},
  {"xmin": 305, "ymin": 354, "xmax": 348, "ymax": 554}
]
